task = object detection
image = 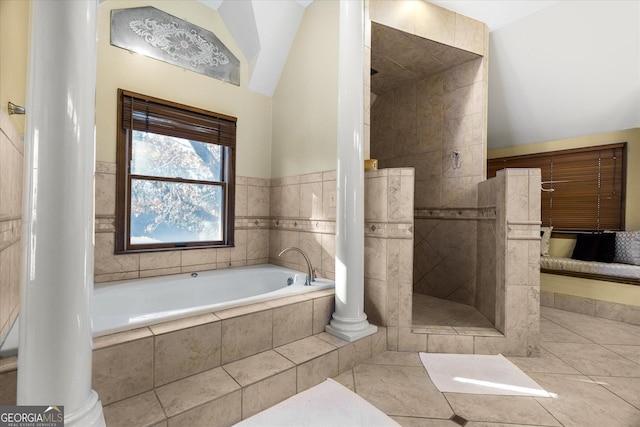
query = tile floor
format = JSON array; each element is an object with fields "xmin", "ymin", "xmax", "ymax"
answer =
[
  {"xmin": 330, "ymin": 307, "xmax": 640, "ymax": 427},
  {"xmin": 413, "ymin": 294, "xmax": 495, "ymax": 328}
]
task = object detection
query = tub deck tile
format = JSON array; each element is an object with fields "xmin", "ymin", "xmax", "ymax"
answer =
[
  {"xmin": 263, "ymin": 293, "xmax": 314, "ymax": 308},
  {"xmin": 167, "ymin": 389, "xmax": 242, "ymax": 427},
  {"xmin": 241, "ymin": 368, "xmax": 297, "ymax": 419},
  {"xmin": 93, "ymin": 327, "xmax": 153, "ymax": 350},
  {"xmin": 275, "ymin": 336, "xmax": 337, "ymax": 365},
  {"xmin": 102, "ymin": 391, "xmax": 165, "ymax": 427},
  {"xmin": 155, "ymin": 367, "xmax": 240, "ymax": 418},
  {"xmin": 214, "ymin": 302, "xmax": 272, "ymax": 320},
  {"xmin": 153, "ymin": 321, "xmax": 222, "ymax": 387},
  {"xmin": 148, "ymin": 313, "xmax": 219, "ymax": 335},
  {"xmin": 223, "ymin": 350, "xmax": 295, "ymax": 387}
]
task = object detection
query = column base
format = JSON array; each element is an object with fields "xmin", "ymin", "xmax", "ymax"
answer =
[
  {"xmin": 65, "ymin": 390, "xmax": 105, "ymax": 427},
  {"xmin": 325, "ymin": 313, "xmax": 378, "ymax": 342}
]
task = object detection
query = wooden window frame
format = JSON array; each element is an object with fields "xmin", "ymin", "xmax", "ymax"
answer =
[
  {"xmin": 488, "ymin": 143, "xmax": 626, "ymax": 232},
  {"xmin": 115, "ymin": 89, "xmax": 236, "ymax": 253}
]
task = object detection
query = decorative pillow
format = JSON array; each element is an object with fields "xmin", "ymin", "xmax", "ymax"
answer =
[
  {"xmin": 596, "ymin": 232, "xmax": 616, "ymax": 263},
  {"xmin": 613, "ymin": 231, "xmax": 640, "ymax": 266},
  {"xmin": 540, "ymin": 226, "xmax": 553, "ymax": 256},
  {"xmin": 571, "ymin": 233, "xmax": 600, "ymax": 261}
]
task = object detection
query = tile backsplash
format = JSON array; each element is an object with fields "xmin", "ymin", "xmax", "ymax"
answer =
[{"xmin": 94, "ymin": 162, "xmax": 271, "ymax": 283}]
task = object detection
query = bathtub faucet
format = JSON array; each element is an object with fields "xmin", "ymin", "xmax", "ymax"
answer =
[{"xmin": 278, "ymin": 247, "xmax": 316, "ymax": 286}]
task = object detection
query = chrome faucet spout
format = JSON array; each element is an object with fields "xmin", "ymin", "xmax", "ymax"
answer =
[{"xmin": 278, "ymin": 247, "xmax": 316, "ymax": 285}]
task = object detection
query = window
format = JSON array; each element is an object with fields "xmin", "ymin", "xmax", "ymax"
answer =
[
  {"xmin": 488, "ymin": 143, "xmax": 626, "ymax": 232},
  {"xmin": 116, "ymin": 89, "xmax": 236, "ymax": 252}
]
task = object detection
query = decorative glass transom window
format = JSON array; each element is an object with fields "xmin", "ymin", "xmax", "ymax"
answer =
[{"xmin": 115, "ymin": 89, "xmax": 236, "ymax": 252}]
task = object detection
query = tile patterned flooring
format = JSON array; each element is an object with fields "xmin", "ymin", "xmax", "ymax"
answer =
[
  {"xmin": 331, "ymin": 307, "xmax": 640, "ymax": 427},
  {"xmin": 413, "ymin": 294, "xmax": 495, "ymax": 328}
]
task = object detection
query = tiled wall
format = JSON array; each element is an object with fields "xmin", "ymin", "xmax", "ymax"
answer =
[
  {"xmin": 490, "ymin": 168, "xmax": 541, "ymax": 355},
  {"xmin": 368, "ymin": 0, "xmax": 488, "ymax": 307},
  {"xmin": 371, "ymin": 58, "xmax": 486, "ymax": 305},
  {"xmin": 363, "ymin": 168, "xmax": 415, "ymax": 351},
  {"xmin": 0, "ymin": 110, "xmax": 23, "ymax": 345},
  {"xmin": 476, "ymin": 177, "xmax": 497, "ymax": 323},
  {"xmin": 268, "ymin": 171, "xmax": 337, "ymax": 280},
  {"xmin": 95, "ymin": 162, "xmax": 271, "ymax": 283}
]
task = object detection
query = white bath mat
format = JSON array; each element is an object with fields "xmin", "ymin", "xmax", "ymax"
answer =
[
  {"xmin": 234, "ymin": 379, "xmax": 400, "ymax": 427},
  {"xmin": 419, "ymin": 353, "xmax": 553, "ymax": 397}
]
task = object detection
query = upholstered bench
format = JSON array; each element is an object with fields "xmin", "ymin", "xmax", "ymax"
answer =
[{"xmin": 540, "ymin": 255, "xmax": 640, "ymax": 285}]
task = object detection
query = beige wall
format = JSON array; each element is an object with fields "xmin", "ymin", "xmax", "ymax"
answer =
[
  {"xmin": 97, "ymin": 0, "xmax": 273, "ymax": 178},
  {"xmin": 488, "ymin": 128, "xmax": 640, "ymax": 234},
  {"xmin": 0, "ymin": 0, "xmax": 29, "ymax": 135},
  {"xmin": 270, "ymin": 0, "xmax": 339, "ymax": 179},
  {"xmin": 0, "ymin": 1, "xmax": 28, "ymax": 345}
]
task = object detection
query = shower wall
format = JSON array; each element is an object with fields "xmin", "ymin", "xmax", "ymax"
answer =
[
  {"xmin": 371, "ymin": 57, "xmax": 487, "ymax": 306},
  {"xmin": 0, "ymin": 110, "xmax": 23, "ymax": 345}
]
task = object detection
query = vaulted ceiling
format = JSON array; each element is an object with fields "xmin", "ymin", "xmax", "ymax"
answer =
[{"xmin": 203, "ymin": 0, "xmax": 640, "ymax": 149}]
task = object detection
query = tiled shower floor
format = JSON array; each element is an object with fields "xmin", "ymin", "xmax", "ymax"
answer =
[
  {"xmin": 412, "ymin": 294, "xmax": 494, "ymax": 328},
  {"xmin": 333, "ymin": 306, "xmax": 640, "ymax": 426}
]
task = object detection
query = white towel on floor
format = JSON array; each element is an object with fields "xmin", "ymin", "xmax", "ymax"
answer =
[
  {"xmin": 420, "ymin": 353, "xmax": 554, "ymax": 397},
  {"xmin": 234, "ymin": 379, "xmax": 401, "ymax": 426}
]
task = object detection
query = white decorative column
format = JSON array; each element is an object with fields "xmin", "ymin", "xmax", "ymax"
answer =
[
  {"xmin": 326, "ymin": 0, "xmax": 377, "ymax": 342},
  {"xmin": 18, "ymin": 1, "xmax": 105, "ymax": 426}
]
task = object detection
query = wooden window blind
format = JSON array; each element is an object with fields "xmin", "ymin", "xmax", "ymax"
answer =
[
  {"xmin": 488, "ymin": 143, "xmax": 626, "ymax": 231},
  {"xmin": 120, "ymin": 90, "xmax": 237, "ymax": 148}
]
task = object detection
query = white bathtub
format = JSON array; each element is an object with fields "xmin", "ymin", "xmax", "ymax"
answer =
[{"xmin": 0, "ymin": 264, "xmax": 334, "ymax": 356}]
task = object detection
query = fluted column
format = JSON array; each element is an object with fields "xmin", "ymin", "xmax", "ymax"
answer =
[
  {"xmin": 326, "ymin": 0, "xmax": 377, "ymax": 342},
  {"xmin": 18, "ymin": 1, "xmax": 105, "ymax": 425}
]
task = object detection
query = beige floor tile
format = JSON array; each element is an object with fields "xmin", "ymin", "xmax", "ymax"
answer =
[
  {"xmin": 315, "ymin": 331, "xmax": 350, "ymax": 348},
  {"xmin": 531, "ymin": 372, "xmax": 640, "ymax": 427},
  {"xmin": 353, "ymin": 364, "xmax": 453, "ymax": 418},
  {"xmin": 541, "ymin": 308, "xmax": 640, "ymax": 345},
  {"xmin": 391, "ymin": 416, "xmax": 458, "ymax": 426},
  {"xmin": 465, "ymin": 423, "xmax": 552, "ymax": 427},
  {"xmin": 539, "ymin": 318, "xmax": 590, "ymax": 343},
  {"xmin": 223, "ymin": 350, "xmax": 294, "ymax": 387},
  {"xmin": 413, "ymin": 294, "xmax": 494, "ymax": 328},
  {"xmin": 590, "ymin": 375, "xmax": 640, "ymax": 410},
  {"xmin": 506, "ymin": 348, "xmax": 581, "ymax": 375},
  {"xmin": 275, "ymin": 336, "xmax": 336, "ymax": 364},
  {"xmin": 444, "ymin": 393, "xmax": 560, "ymax": 426},
  {"xmin": 541, "ymin": 342, "xmax": 640, "ymax": 377},
  {"xmin": 155, "ymin": 367, "xmax": 240, "ymax": 417},
  {"xmin": 452, "ymin": 327, "xmax": 502, "ymax": 336},
  {"xmin": 364, "ymin": 351, "xmax": 424, "ymax": 367},
  {"xmin": 167, "ymin": 390, "xmax": 241, "ymax": 427},
  {"xmin": 103, "ymin": 391, "xmax": 165, "ymax": 427},
  {"xmin": 603, "ymin": 344, "xmax": 640, "ymax": 364},
  {"xmin": 332, "ymin": 370, "xmax": 355, "ymax": 391}
]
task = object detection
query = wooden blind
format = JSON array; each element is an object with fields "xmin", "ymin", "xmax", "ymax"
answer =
[
  {"xmin": 119, "ymin": 89, "xmax": 236, "ymax": 148},
  {"xmin": 487, "ymin": 143, "xmax": 626, "ymax": 231}
]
